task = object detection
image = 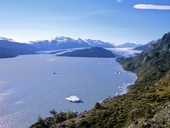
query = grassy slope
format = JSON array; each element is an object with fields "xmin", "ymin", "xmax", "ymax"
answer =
[{"xmin": 30, "ymin": 32, "xmax": 170, "ymax": 128}]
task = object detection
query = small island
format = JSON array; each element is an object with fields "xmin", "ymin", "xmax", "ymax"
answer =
[{"xmin": 57, "ymin": 47, "xmax": 115, "ymax": 58}]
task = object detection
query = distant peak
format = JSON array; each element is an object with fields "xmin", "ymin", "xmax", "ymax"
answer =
[{"xmin": 0, "ymin": 37, "xmax": 14, "ymax": 42}]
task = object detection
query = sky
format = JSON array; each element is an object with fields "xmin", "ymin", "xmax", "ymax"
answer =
[{"xmin": 0, "ymin": 0, "xmax": 169, "ymax": 44}]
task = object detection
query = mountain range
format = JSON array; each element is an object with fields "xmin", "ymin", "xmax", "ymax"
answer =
[
  {"xmin": 0, "ymin": 35, "xmax": 153, "ymax": 59},
  {"xmin": 0, "ymin": 36, "xmax": 115, "ymax": 58},
  {"xmin": 116, "ymin": 42, "xmax": 142, "ymax": 48},
  {"xmin": 134, "ymin": 40, "xmax": 156, "ymax": 51},
  {"xmin": 30, "ymin": 37, "xmax": 114, "ymax": 51}
]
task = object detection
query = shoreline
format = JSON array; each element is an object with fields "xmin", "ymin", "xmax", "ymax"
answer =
[
  {"xmin": 29, "ymin": 57, "xmax": 138, "ymax": 128},
  {"xmin": 0, "ymin": 54, "xmax": 138, "ymax": 128}
]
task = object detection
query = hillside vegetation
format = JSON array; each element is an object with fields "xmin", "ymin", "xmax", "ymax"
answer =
[{"xmin": 30, "ymin": 32, "xmax": 170, "ymax": 128}]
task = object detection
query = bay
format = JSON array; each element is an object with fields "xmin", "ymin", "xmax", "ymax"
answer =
[{"xmin": 0, "ymin": 54, "xmax": 136, "ymax": 128}]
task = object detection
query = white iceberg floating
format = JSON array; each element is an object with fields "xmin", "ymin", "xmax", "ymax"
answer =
[{"xmin": 65, "ymin": 95, "xmax": 82, "ymax": 103}]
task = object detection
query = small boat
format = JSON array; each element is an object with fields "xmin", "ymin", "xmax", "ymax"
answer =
[
  {"xmin": 53, "ymin": 72, "xmax": 57, "ymax": 74},
  {"xmin": 53, "ymin": 72, "xmax": 61, "ymax": 75},
  {"xmin": 65, "ymin": 95, "xmax": 82, "ymax": 103},
  {"xmin": 115, "ymin": 71, "xmax": 121, "ymax": 75}
]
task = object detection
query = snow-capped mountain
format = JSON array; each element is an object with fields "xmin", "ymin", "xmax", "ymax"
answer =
[
  {"xmin": 134, "ymin": 40, "xmax": 156, "ymax": 51},
  {"xmin": 31, "ymin": 37, "xmax": 114, "ymax": 51},
  {"xmin": 0, "ymin": 37, "xmax": 14, "ymax": 42},
  {"xmin": 116, "ymin": 42, "xmax": 142, "ymax": 49},
  {"xmin": 85, "ymin": 39, "xmax": 114, "ymax": 48}
]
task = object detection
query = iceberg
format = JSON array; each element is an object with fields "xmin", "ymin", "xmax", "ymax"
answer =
[{"xmin": 65, "ymin": 95, "xmax": 82, "ymax": 103}]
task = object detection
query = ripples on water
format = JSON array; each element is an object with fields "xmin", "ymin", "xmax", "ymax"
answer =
[{"xmin": 0, "ymin": 55, "xmax": 136, "ymax": 128}]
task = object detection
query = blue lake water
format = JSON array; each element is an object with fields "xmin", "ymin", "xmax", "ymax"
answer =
[{"xmin": 0, "ymin": 54, "xmax": 136, "ymax": 128}]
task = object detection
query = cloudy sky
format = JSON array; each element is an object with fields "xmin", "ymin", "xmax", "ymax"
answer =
[{"xmin": 0, "ymin": 0, "xmax": 169, "ymax": 44}]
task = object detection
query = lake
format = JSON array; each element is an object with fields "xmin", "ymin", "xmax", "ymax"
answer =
[{"xmin": 0, "ymin": 54, "xmax": 136, "ymax": 128}]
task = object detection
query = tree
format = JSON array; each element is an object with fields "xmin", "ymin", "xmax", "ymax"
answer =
[{"xmin": 49, "ymin": 109, "xmax": 57, "ymax": 116}]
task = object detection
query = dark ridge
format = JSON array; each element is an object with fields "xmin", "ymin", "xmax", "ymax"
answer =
[
  {"xmin": 0, "ymin": 40, "xmax": 37, "ymax": 58},
  {"xmin": 58, "ymin": 47, "xmax": 115, "ymax": 58}
]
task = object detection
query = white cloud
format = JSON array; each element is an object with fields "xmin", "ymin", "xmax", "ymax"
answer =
[{"xmin": 134, "ymin": 4, "xmax": 170, "ymax": 10}]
